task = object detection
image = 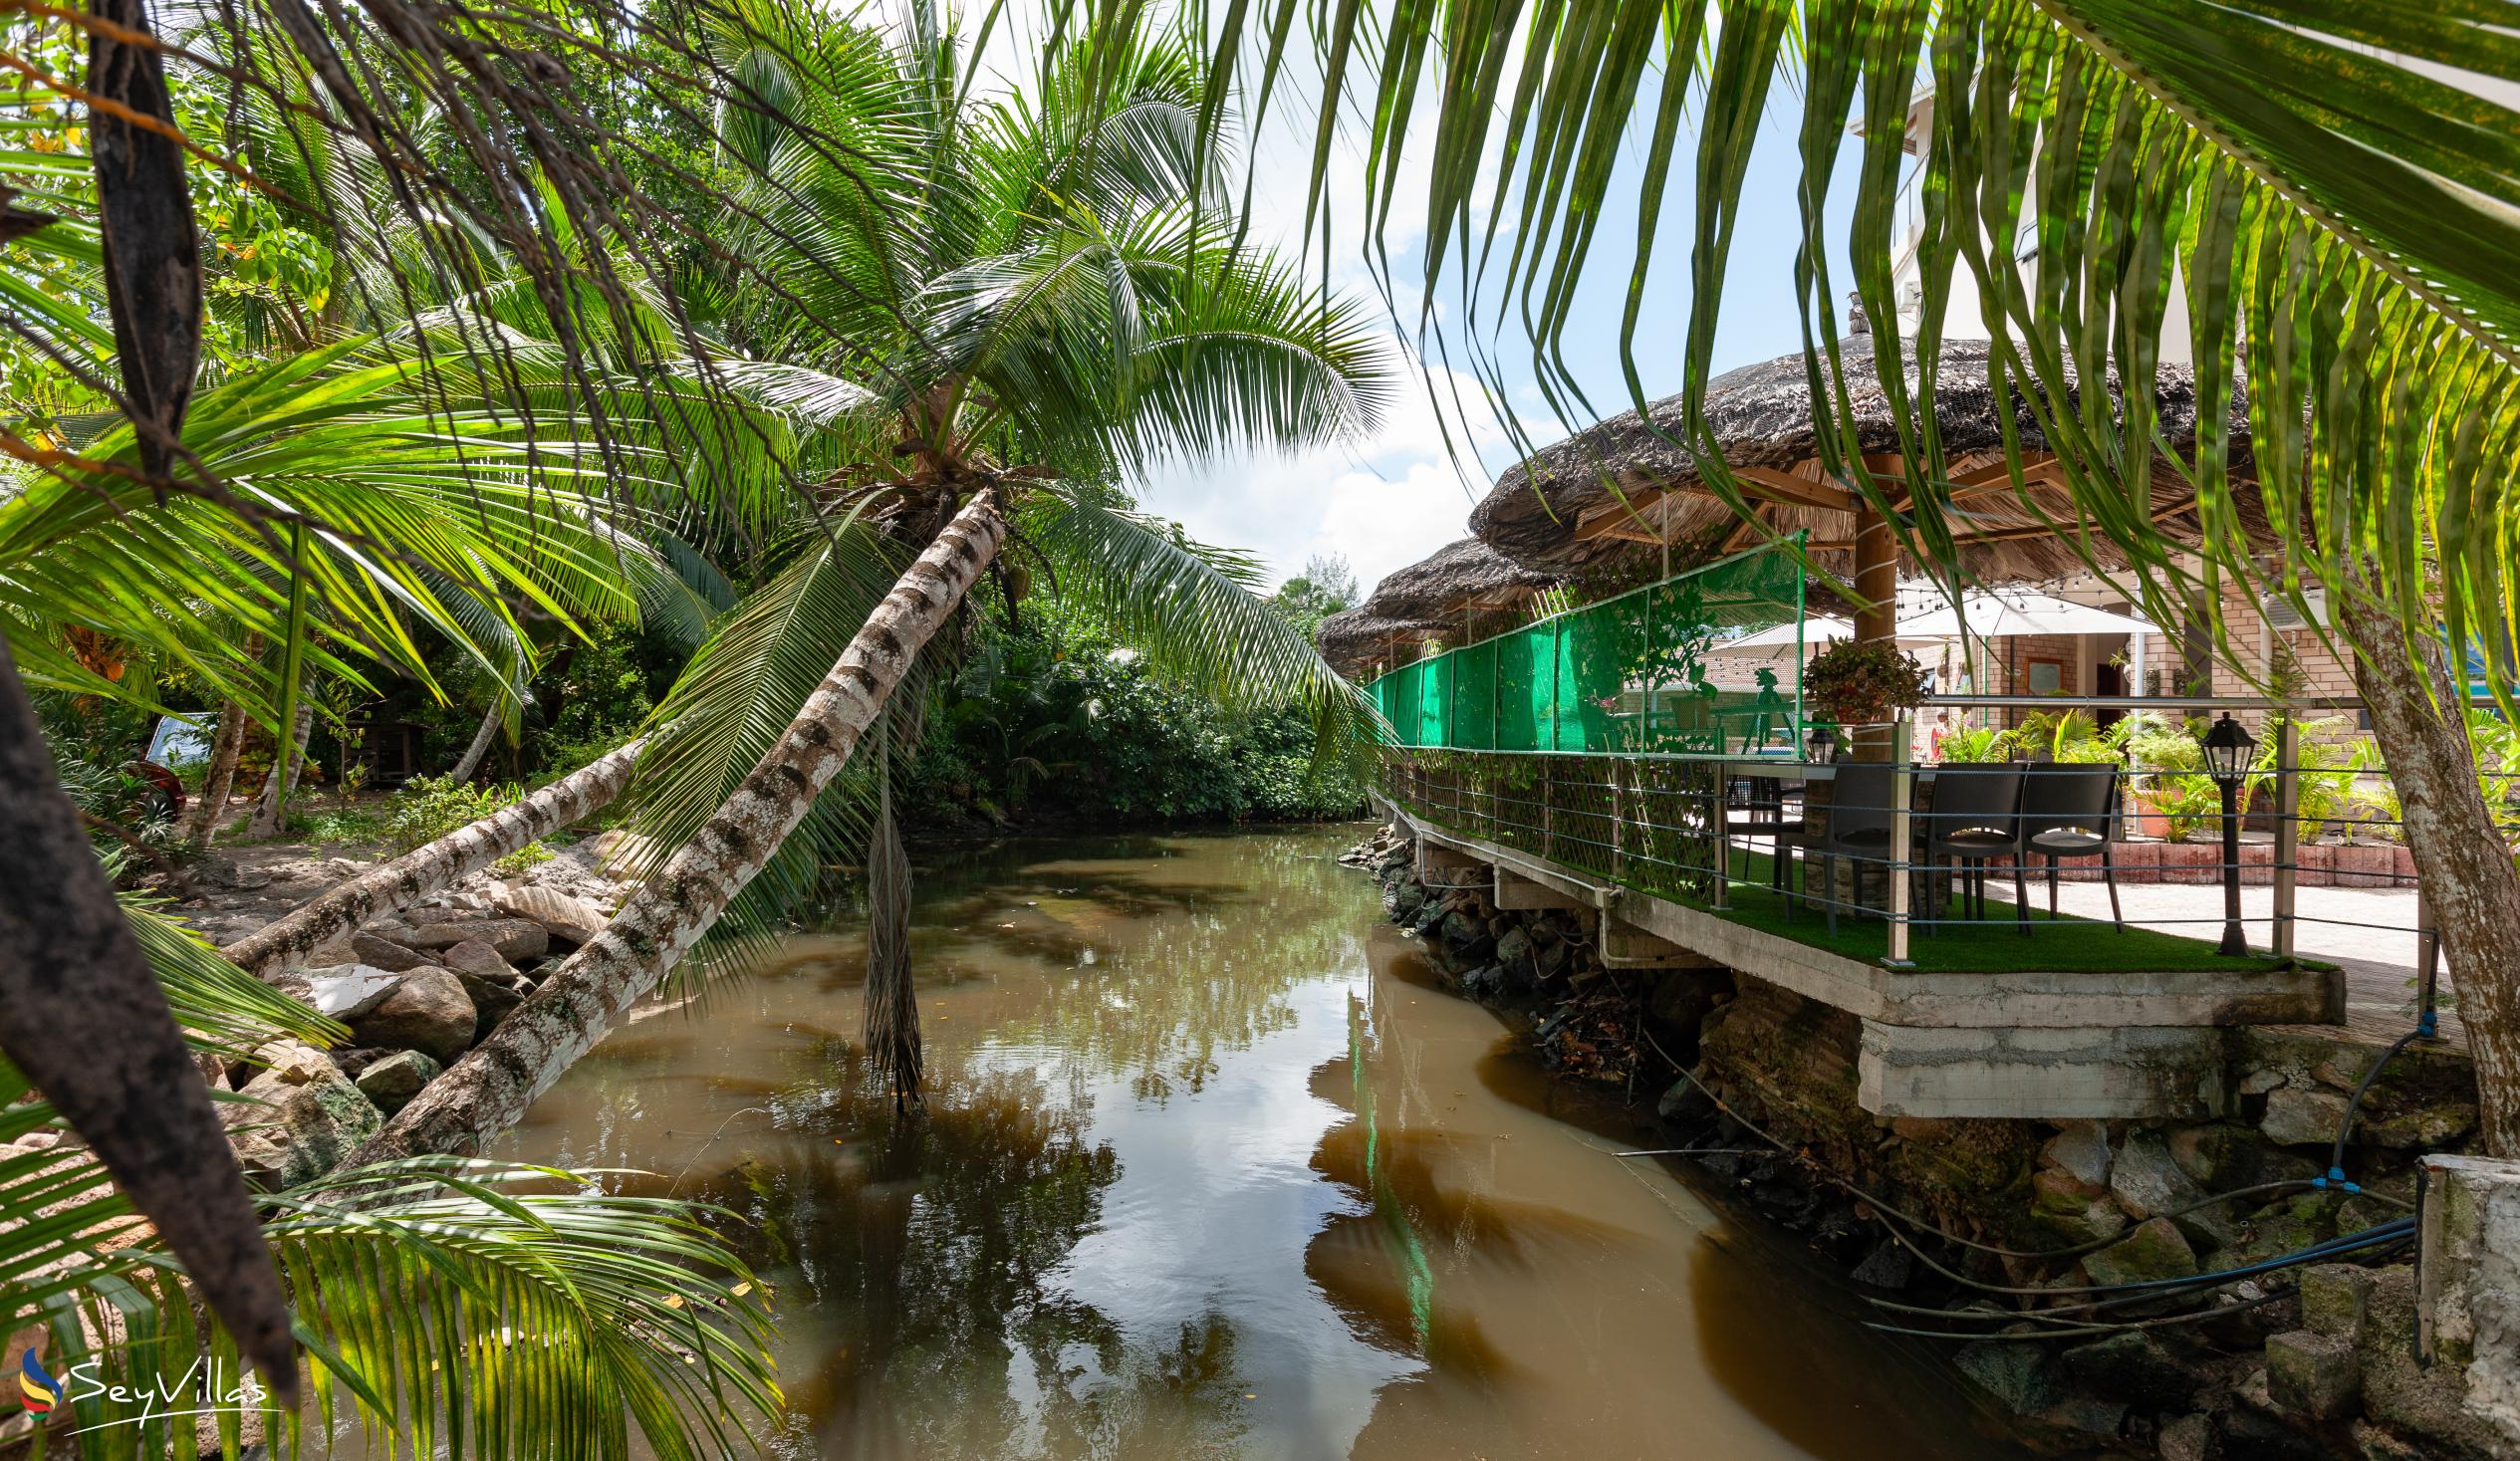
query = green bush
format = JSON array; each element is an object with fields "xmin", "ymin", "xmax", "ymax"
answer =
[
  {"xmin": 385, "ymin": 774, "xmax": 555, "ymax": 867},
  {"xmin": 900, "ymin": 601, "xmax": 1368, "ymax": 828}
]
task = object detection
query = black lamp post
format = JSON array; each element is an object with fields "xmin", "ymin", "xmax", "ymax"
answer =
[
  {"xmin": 2201, "ymin": 713, "xmax": 2257, "ymax": 957},
  {"xmin": 1806, "ymin": 722, "xmax": 1837, "ymax": 765}
]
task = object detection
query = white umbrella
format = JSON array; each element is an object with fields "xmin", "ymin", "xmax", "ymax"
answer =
[
  {"xmin": 1725, "ymin": 616, "xmax": 1939, "ymax": 656},
  {"xmin": 1894, "ymin": 590, "xmax": 2154, "ymax": 640}
]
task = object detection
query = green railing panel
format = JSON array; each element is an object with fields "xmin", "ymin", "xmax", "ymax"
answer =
[{"xmin": 1364, "ymin": 540, "xmax": 1807, "ymax": 757}]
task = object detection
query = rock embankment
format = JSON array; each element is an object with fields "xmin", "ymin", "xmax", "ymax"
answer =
[
  {"xmin": 1344, "ymin": 823, "xmax": 2500, "ymax": 1461},
  {"xmin": 198, "ymin": 836, "xmax": 636, "ymax": 1182}
]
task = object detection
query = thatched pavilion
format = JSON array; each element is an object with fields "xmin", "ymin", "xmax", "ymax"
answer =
[
  {"xmin": 1316, "ymin": 538, "xmax": 1563, "ymax": 677},
  {"xmin": 1464, "ymin": 336, "xmax": 2263, "ymax": 641}
]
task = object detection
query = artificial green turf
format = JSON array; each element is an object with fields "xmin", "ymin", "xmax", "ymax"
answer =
[{"xmin": 1678, "ymin": 849, "xmax": 2313, "ymax": 975}]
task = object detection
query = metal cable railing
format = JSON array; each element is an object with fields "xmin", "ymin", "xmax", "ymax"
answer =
[{"xmin": 1378, "ymin": 694, "xmax": 2491, "ymax": 1003}]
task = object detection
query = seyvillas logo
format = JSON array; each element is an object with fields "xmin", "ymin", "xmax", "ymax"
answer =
[
  {"xmin": 13, "ymin": 1349, "xmax": 275, "ymax": 1435},
  {"xmin": 19, "ymin": 1350, "xmax": 63, "ymax": 1416}
]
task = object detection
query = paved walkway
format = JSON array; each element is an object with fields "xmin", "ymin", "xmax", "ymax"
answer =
[{"xmin": 1981, "ymin": 876, "xmax": 2459, "ymax": 1049}]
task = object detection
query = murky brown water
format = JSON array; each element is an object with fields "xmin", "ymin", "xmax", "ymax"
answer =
[{"xmin": 501, "ymin": 826, "xmax": 2024, "ymax": 1460}]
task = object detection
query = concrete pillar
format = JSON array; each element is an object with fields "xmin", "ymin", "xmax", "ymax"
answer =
[{"xmin": 2418, "ymin": 1154, "xmax": 2520, "ymax": 1449}]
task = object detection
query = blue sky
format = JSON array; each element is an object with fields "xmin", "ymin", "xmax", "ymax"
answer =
[{"xmin": 1122, "ymin": 71, "xmax": 1866, "ymax": 598}]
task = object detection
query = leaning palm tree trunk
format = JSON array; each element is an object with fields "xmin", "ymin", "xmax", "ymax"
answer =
[
  {"xmin": 221, "ymin": 736, "xmax": 646, "ymax": 976},
  {"xmin": 447, "ymin": 697, "xmax": 503, "ymax": 781},
  {"xmin": 365, "ymin": 491, "xmax": 1009, "ymax": 1158},
  {"xmin": 184, "ymin": 696, "xmax": 248, "ymax": 847}
]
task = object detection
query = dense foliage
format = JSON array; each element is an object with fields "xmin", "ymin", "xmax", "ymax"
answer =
[{"xmin": 905, "ymin": 600, "xmax": 1367, "ymax": 828}]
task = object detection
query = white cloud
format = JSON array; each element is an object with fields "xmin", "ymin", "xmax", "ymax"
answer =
[{"xmin": 1131, "ymin": 360, "xmax": 1509, "ymax": 597}]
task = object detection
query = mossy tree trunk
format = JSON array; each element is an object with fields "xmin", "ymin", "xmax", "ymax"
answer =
[{"xmin": 2336, "ymin": 577, "xmax": 2520, "ymax": 1157}]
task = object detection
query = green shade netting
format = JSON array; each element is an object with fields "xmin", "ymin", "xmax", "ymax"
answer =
[{"xmin": 1365, "ymin": 542, "xmax": 1806, "ymax": 755}]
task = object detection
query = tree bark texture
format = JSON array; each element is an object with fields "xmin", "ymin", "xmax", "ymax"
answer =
[
  {"xmin": 2336, "ymin": 581, "xmax": 2520, "ymax": 1157},
  {"xmin": 219, "ymin": 736, "xmax": 645, "ymax": 977},
  {"xmin": 365, "ymin": 492, "xmax": 1009, "ymax": 1158},
  {"xmin": 246, "ymin": 699, "xmax": 313, "ymax": 838},
  {"xmin": 183, "ymin": 697, "xmax": 248, "ymax": 847},
  {"xmin": 0, "ymin": 637, "xmax": 296, "ymax": 1387},
  {"xmin": 87, "ymin": 0, "xmax": 199, "ymax": 483},
  {"xmin": 447, "ymin": 698, "xmax": 503, "ymax": 782}
]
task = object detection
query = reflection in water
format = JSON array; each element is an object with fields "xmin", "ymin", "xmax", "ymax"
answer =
[{"xmin": 501, "ymin": 828, "xmax": 2018, "ymax": 1460}]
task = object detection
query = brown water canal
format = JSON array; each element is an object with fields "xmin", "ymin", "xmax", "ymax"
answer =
[{"xmin": 500, "ymin": 825, "xmax": 2028, "ymax": 1460}]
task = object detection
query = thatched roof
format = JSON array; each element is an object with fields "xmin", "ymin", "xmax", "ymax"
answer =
[
  {"xmin": 1468, "ymin": 337, "xmax": 2265, "ymax": 583},
  {"xmin": 1316, "ymin": 608, "xmax": 1450, "ymax": 678},
  {"xmin": 1355, "ymin": 537, "xmax": 1563, "ymax": 621}
]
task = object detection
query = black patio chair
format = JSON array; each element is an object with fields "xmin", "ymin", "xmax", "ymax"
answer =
[
  {"xmin": 2020, "ymin": 764, "xmax": 2125, "ymax": 931},
  {"xmin": 1919, "ymin": 763, "xmax": 2027, "ymax": 935},
  {"xmin": 1721, "ymin": 773, "xmax": 1804, "ymax": 893},
  {"xmin": 1798, "ymin": 763, "xmax": 1913, "ymax": 937}
]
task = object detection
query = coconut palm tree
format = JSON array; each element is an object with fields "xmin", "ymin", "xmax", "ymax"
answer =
[
  {"xmin": 369, "ymin": 5, "xmax": 1394, "ymax": 1158},
  {"xmin": 1170, "ymin": 0, "xmax": 2520, "ymax": 1155}
]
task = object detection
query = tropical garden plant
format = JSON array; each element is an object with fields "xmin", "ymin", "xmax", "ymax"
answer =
[{"xmin": 1801, "ymin": 636, "xmax": 1928, "ymax": 726}]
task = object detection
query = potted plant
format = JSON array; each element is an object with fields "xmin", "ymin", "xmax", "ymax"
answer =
[{"xmin": 1802, "ymin": 637, "xmax": 1928, "ymax": 756}]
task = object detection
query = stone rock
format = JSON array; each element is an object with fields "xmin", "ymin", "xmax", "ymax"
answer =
[
  {"xmin": 1392, "ymin": 881, "xmax": 1426, "ymax": 917},
  {"xmin": 2032, "ymin": 1167, "xmax": 2130, "ymax": 1247},
  {"xmin": 1849, "ymin": 1239, "xmax": 1914, "ymax": 1291},
  {"xmin": 348, "ymin": 967, "xmax": 477, "ymax": 1064},
  {"xmin": 1533, "ymin": 935, "xmax": 1571, "ymax": 981},
  {"xmin": 353, "ymin": 1050, "xmax": 442, "ymax": 1114},
  {"xmin": 2299, "ymin": 1263, "xmax": 2376, "ymax": 1340},
  {"xmin": 1656, "ymin": 1077, "xmax": 1716, "ymax": 1128},
  {"xmin": 2042, "ymin": 1120, "xmax": 2116, "ymax": 1188},
  {"xmin": 2061, "ymin": 1331, "xmax": 2200, "ymax": 1412},
  {"xmin": 2083, "ymin": 1218, "xmax": 2199, "ymax": 1287},
  {"xmin": 2236, "ymin": 1192, "xmax": 2341, "ymax": 1266},
  {"xmin": 2171, "ymin": 1123, "xmax": 2321, "ymax": 1194},
  {"xmin": 2357, "ymin": 1099, "xmax": 2477, "ymax": 1150},
  {"xmin": 2262, "ymin": 1086, "xmax": 2353, "ymax": 1147},
  {"xmin": 2241, "ymin": 1067, "xmax": 2287, "ymax": 1096},
  {"xmin": 226, "ymin": 1050, "xmax": 382, "ymax": 1187},
  {"xmin": 2267, "ymin": 1329, "xmax": 2362, "ymax": 1420},
  {"xmin": 1437, "ymin": 909, "xmax": 1493, "ymax": 957},
  {"xmin": 404, "ymin": 917, "xmax": 549, "ymax": 961},
  {"xmin": 453, "ymin": 970, "xmax": 525, "ymax": 1041},
  {"xmin": 1953, "ymin": 1339, "xmax": 2061, "ymax": 1416},
  {"xmin": 350, "ymin": 930, "xmax": 430, "ymax": 971},
  {"xmin": 246, "ymin": 1038, "xmax": 338, "ymax": 1085},
  {"xmin": 491, "ymin": 876, "xmax": 610, "ymax": 947},
  {"xmin": 2347, "ymin": 1419, "xmax": 2424, "ymax": 1460},
  {"xmin": 297, "ymin": 963, "xmax": 405, "ymax": 1021},
  {"xmin": 2114, "ymin": 1131, "xmax": 2244, "ymax": 1253},
  {"xmin": 438, "ymin": 937, "xmax": 517, "ymax": 981},
  {"xmin": 2155, "ymin": 1412, "xmax": 2218, "ymax": 1461},
  {"xmin": 327, "ymin": 1047, "xmax": 401, "ymax": 1083},
  {"xmin": 2218, "ymin": 1409, "xmax": 2321, "ymax": 1461},
  {"xmin": 1493, "ymin": 926, "xmax": 1536, "ymax": 981},
  {"xmin": 2038, "ymin": 1393, "xmax": 2130, "ymax": 1439}
]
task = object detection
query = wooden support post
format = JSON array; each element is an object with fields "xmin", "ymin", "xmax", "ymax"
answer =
[
  {"xmin": 1887, "ymin": 714, "xmax": 1914, "ymax": 966},
  {"xmin": 2273, "ymin": 717, "xmax": 2299, "ymax": 961}
]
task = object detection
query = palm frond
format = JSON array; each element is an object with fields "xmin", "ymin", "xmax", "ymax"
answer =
[{"xmin": 1020, "ymin": 487, "xmax": 1376, "ymax": 764}]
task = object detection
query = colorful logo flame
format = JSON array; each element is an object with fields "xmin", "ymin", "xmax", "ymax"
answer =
[{"xmin": 19, "ymin": 1349, "xmax": 62, "ymax": 1415}]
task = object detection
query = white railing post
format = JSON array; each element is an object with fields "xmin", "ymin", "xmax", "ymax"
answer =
[
  {"xmin": 1887, "ymin": 714, "xmax": 1914, "ymax": 966},
  {"xmin": 2273, "ymin": 716, "xmax": 2299, "ymax": 960}
]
